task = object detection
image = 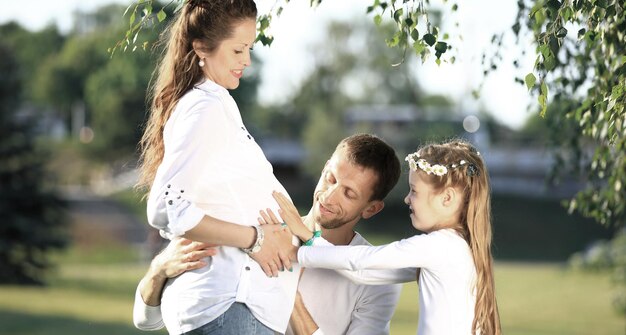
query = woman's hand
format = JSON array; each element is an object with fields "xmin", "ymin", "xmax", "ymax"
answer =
[
  {"xmin": 249, "ymin": 224, "xmax": 295, "ymax": 277},
  {"xmin": 269, "ymin": 191, "xmax": 313, "ymax": 242}
]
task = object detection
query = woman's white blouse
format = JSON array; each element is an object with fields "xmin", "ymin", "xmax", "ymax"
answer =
[
  {"xmin": 299, "ymin": 229, "xmax": 477, "ymax": 335},
  {"xmin": 146, "ymin": 79, "xmax": 299, "ymax": 334}
]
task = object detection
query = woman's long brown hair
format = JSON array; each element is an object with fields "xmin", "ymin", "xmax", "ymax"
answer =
[{"xmin": 136, "ymin": 0, "xmax": 257, "ymax": 193}]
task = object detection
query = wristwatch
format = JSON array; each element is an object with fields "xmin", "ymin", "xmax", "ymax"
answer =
[{"xmin": 242, "ymin": 225, "xmax": 264, "ymax": 254}]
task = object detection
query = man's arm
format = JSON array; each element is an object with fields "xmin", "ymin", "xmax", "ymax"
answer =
[
  {"xmin": 289, "ymin": 281, "xmax": 402, "ymax": 335},
  {"xmin": 133, "ymin": 238, "xmax": 216, "ymax": 330},
  {"xmin": 345, "ymin": 284, "xmax": 402, "ymax": 335},
  {"xmin": 289, "ymin": 291, "xmax": 322, "ymax": 335}
]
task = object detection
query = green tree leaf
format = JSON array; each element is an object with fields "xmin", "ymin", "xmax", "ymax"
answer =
[
  {"xmin": 544, "ymin": 54, "xmax": 556, "ymax": 71},
  {"xmin": 393, "ymin": 8, "xmax": 404, "ymax": 23},
  {"xmin": 157, "ymin": 9, "xmax": 167, "ymax": 22},
  {"xmin": 374, "ymin": 14, "xmax": 382, "ymax": 26},
  {"xmin": 423, "ymin": 33, "xmax": 436, "ymax": 46},
  {"xmin": 434, "ymin": 41, "xmax": 447, "ymax": 53},
  {"xmin": 525, "ymin": 72, "xmax": 537, "ymax": 90},
  {"xmin": 556, "ymin": 26, "xmax": 568, "ymax": 38},
  {"xmin": 410, "ymin": 28, "xmax": 419, "ymax": 41}
]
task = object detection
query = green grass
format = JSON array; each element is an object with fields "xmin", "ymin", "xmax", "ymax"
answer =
[
  {"xmin": 0, "ymin": 264, "xmax": 159, "ymax": 335},
  {"xmin": 0, "ymin": 259, "xmax": 622, "ymax": 335}
]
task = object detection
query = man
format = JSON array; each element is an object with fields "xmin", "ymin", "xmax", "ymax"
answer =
[{"xmin": 134, "ymin": 134, "xmax": 404, "ymax": 334}]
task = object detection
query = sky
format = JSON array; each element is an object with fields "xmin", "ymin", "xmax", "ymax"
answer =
[{"xmin": 1, "ymin": 0, "xmax": 536, "ymax": 129}]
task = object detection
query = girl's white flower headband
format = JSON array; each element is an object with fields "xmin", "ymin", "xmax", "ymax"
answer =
[{"xmin": 405, "ymin": 151, "xmax": 481, "ymax": 177}]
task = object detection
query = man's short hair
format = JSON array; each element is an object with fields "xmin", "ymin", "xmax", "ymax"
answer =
[{"xmin": 337, "ymin": 134, "xmax": 401, "ymax": 201}]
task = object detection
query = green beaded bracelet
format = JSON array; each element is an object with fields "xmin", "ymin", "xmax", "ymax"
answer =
[{"xmin": 303, "ymin": 230, "xmax": 322, "ymax": 246}]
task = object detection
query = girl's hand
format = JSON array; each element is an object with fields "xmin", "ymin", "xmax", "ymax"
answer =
[{"xmin": 271, "ymin": 191, "xmax": 313, "ymax": 242}]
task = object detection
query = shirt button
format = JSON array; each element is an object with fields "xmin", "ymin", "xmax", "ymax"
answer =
[{"xmin": 245, "ymin": 266, "xmax": 250, "ymax": 271}]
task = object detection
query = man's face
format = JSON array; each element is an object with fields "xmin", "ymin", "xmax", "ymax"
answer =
[{"xmin": 311, "ymin": 146, "xmax": 381, "ymax": 230}]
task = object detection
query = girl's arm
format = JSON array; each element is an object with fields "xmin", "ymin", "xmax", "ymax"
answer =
[
  {"xmin": 335, "ymin": 267, "xmax": 418, "ymax": 285},
  {"xmin": 269, "ymin": 191, "xmax": 422, "ymax": 284},
  {"xmin": 302, "ymin": 236, "xmax": 418, "ymax": 285},
  {"xmin": 298, "ymin": 234, "xmax": 440, "ymax": 274}
]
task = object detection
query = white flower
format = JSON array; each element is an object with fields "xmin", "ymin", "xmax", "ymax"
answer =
[
  {"xmin": 405, "ymin": 153, "xmax": 420, "ymax": 162},
  {"xmin": 406, "ymin": 154, "xmax": 450, "ymax": 176},
  {"xmin": 432, "ymin": 165, "xmax": 448, "ymax": 176},
  {"xmin": 459, "ymin": 160, "xmax": 467, "ymax": 165},
  {"xmin": 417, "ymin": 159, "xmax": 429, "ymax": 171}
]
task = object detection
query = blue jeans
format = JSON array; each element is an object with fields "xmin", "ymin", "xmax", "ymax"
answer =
[{"xmin": 183, "ymin": 303, "xmax": 276, "ymax": 335}]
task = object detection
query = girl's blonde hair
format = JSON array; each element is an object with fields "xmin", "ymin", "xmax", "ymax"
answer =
[
  {"xmin": 414, "ymin": 139, "xmax": 501, "ymax": 335},
  {"xmin": 137, "ymin": 0, "xmax": 257, "ymax": 193}
]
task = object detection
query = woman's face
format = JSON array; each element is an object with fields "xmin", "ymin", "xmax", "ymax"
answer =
[{"xmin": 201, "ymin": 18, "xmax": 256, "ymax": 89}]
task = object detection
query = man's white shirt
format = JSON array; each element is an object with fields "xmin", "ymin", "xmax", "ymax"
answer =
[{"xmin": 286, "ymin": 232, "xmax": 401, "ymax": 335}]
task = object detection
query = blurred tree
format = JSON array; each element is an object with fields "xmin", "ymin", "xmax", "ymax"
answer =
[
  {"xmin": 302, "ymin": 107, "xmax": 345, "ymax": 177},
  {"xmin": 494, "ymin": 0, "xmax": 625, "ymax": 318},
  {"xmin": 0, "ymin": 22, "xmax": 65, "ymax": 102},
  {"xmin": 272, "ymin": 20, "xmax": 432, "ymax": 176},
  {"xmin": 84, "ymin": 47, "xmax": 155, "ymax": 157},
  {"xmin": 33, "ymin": 31, "xmax": 111, "ymax": 131},
  {"xmin": 231, "ymin": 53, "xmax": 262, "ymax": 122},
  {"xmin": 0, "ymin": 44, "xmax": 21, "ymax": 117},
  {"xmin": 0, "ymin": 42, "xmax": 67, "ymax": 285},
  {"xmin": 498, "ymin": 1, "xmax": 625, "ymax": 229},
  {"xmin": 293, "ymin": 60, "xmax": 362, "ymax": 177}
]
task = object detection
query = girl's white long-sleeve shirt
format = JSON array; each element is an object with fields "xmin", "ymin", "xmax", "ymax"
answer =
[{"xmin": 298, "ymin": 229, "xmax": 477, "ymax": 335}]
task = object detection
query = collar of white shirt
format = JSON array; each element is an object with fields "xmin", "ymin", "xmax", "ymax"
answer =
[{"xmin": 194, "ymin": 78, "xmax": 228, "ymax": 95}]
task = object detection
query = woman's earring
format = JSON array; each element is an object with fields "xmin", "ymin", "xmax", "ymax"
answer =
[{"xmin": 198, "ymin": 58, "xmax": 205, "ymax": 67}]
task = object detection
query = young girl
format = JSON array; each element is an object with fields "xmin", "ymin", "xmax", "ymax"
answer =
[{"xmin": 270, "ymin": 139, "xmax": 501, "ymax": 335}]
